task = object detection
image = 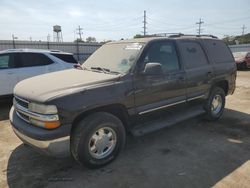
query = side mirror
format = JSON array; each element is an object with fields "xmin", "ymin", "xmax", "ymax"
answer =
[{"xmin": 143, "ymin": 62, "xmax": 163, "ymax": 75}]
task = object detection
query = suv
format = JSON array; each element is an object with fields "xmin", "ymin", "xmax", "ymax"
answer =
[
  {"xmin": 0, "ymin": 49, "xmax": 77, "ymax": 97},
  {"xmin": 10, "ymin": 35, "xmax": 236, "ymax": 168}
]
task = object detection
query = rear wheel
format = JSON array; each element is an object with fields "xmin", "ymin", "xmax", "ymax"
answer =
[
  {"xmin": 71, "ymin": 112, "xmax": 126, "ymax": 169},
  {"xmin": 204, "ymin": 87, "xmax": 225, "ymax": 121}
]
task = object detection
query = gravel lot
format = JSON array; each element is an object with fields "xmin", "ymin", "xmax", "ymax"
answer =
[{"xmin": 1, "ymin": 71, "xmax": 250, "ymax": 188}]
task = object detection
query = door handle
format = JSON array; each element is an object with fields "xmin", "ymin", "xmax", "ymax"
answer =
[{"xmin": 7, "ymin": 72, "xmax": 14, "ymax": 75}]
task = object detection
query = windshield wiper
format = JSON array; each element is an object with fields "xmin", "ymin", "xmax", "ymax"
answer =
[
  {"xmin": 74, "ymin": 64, "xmax": 90, "ymax": 71},
  {"xmin": 91, "ymin": 66, "xmax": 109, "ymax": 73},
  {"xmin": 90, "ymin": 67, "xmax": 120, "ymax": 75},
  {"xmin": 74, "ymin": 64, "xmax": 83, "ymax": 70}
]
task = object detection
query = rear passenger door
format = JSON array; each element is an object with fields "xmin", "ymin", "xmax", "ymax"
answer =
[
  {"xmin": 14, "ymin": 53, "xmax": 54, "ymax": 82},
  {"xmin": 178, "ymin": 40, "xmax": 213, "ymax": 100}
]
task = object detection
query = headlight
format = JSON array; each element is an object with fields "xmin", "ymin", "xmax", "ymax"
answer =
[
  {"xmin": 28, "ymin": 103, "xmax": 60, "ymax": 129},
  {"xmin": 28, "ymin": 103, "xmax": 58, "ymax": 114}
]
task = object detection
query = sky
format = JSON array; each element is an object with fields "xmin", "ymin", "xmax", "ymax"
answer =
[{"xmin": 0, "ymin": 0, "xmax": 250, "ymax": 42}]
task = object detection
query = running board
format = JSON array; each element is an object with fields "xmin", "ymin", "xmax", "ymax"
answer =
[{"xmin": 131, "ymin": 105, "xmax": 205, "ymax": 136}]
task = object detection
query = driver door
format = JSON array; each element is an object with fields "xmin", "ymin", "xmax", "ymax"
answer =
[{"xmin": 133, "ymin": 40, "xmax": 187, "ymax": 114}]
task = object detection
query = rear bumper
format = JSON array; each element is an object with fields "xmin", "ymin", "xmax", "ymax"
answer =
[{"xmin": 9, "ymin": 106, "xmax": 71, "ymax": 157}]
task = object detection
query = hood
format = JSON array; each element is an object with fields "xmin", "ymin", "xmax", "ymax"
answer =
[{"xmin": 14, "ymin": 69, "xmax": 120, "ymax": 102}]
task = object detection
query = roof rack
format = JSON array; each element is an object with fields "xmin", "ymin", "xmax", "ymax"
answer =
[
  {"xmin": 152, "ymin": 33, "xmax": 184, "ymax": 37},
  {"xmin": 144, "ymin": 33, "xmax": 218, "ymax": 39},
  {"xmin": 168, "ymin": 34, "xmax": 218, "ymax": 39}
]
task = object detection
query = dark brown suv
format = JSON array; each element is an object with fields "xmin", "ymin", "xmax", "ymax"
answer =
[{"xmin": 10, "ymin": 34, "xmax": 236, "ymax": 168}]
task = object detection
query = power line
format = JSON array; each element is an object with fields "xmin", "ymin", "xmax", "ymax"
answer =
[
  {"xmin": 76, "ymin": 25, "xmax": 83, "ymax": 40},
  {"xmin": 241, "ymin": 24, "xmax": 247, "ymax": 35},
  {"xmin": 196, "ymin": 18, "xmax": 204, "ymax": 35},
  {"xmin": 204, "ymin": 16, "xmax": 250, "ymax": 27}
]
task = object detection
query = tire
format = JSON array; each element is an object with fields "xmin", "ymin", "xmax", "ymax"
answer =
[
  {"xmin": 71, "ymin": 112, "xmax": 126, "ymax": 169},
  {"xmin": 204, "ymin": 87, "xmax": 225, "ymax": 121}
]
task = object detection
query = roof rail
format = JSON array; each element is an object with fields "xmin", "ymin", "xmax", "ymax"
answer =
[
  {"xmin": 168, "ymin": 34, "xmax": 218, "ymax": 39},
  {"xmin": 152, "ymin": 33, "xmax": 184, "ymax": 37}
]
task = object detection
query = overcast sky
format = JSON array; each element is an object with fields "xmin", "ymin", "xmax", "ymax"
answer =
[{"xmin": 0, "ymin": 0, "xmax": 250, "ymax": 42}]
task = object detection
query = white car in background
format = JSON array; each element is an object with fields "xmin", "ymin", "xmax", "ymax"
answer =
[{"xmin": 0, "ymin": 49, "xmax": 77, "ymax": 97}]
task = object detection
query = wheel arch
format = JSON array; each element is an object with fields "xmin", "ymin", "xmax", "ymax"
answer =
[
  {"xmin": 71, "ymin": 104, "xmax": 130, "ymax": 133},
  {"xmin": 213, "ymin": 80, "xmax": 229, "ymax": 96}
]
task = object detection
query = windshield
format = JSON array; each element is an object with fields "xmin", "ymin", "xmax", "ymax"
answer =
[{"xmin": 83, "ymin": 42, "xmax": 144, "ymax": 74}]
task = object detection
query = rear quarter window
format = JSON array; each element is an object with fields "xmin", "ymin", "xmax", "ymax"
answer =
[
  {"xmin": 204, "ymin": 40, "xmax": 234, "ymax": 63},
  {"xmin": 50, "ymin": 53, "xmax": 77, "ymax": 64}
]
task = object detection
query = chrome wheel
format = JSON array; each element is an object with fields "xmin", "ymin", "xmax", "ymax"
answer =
[
  {"xmin": 211, "ymin": 94, "xmax": 222, "ymax": 115},
  {"xmin": 88, "ymin": 127, "xmax": 117, "ymax": 159}
]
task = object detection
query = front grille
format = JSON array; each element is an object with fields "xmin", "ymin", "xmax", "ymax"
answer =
[
  {"xmin": 14, "ymin": 96, "xmax": 29, "ymax": 109},
  {"xmin": 14, "ymin": 96, "xmax": 30, "ymax": 122},
  {"xmin": 16, "ymin": 111, "xmax": 30, "ymax": 123}
]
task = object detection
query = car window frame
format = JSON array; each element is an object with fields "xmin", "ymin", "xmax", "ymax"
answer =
[
  {"xmin": 137, "ymin": 40, "xmax": 182, "ymax": 74},
  {"xmin": 178, "ymin": 39, "xmax": 210, "ymax": 70}
]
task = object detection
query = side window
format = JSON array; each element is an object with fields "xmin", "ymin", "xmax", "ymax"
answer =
[
  {"xmin": 0, "ymin": 54, "xmax": 14, "ymax": 69},
  {"xmin": 0, "ymin": 54, "xmax": 10, "ymax": 69},
  {"xmin": 142, "ymin": 41, "xmax": 180, "ymax": 72},
  {"xmin": 15, "ymin": 53, "xmax": 53, "ymax": 68},
  {"xmin": 50, "ymin": 53, "xmax": 77, "ymax": 64},
  {"xmin": 179, "ymin": 41, "xmax": 208, "ymax": 69},
  {"xmin": 204, "ymin": 40, "xmax": 233, "ymax": 63}
]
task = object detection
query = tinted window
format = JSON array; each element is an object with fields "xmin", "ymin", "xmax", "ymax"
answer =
[
  {"xmin": 142, "ymin": 41, "xmax": 180, "ymax": 72},
  {"xmin": 179, "ymin": 41, "xmax": 208, "ymax": 69},
  {"xmin": 204, "ymin": 40, "xmax": 233, "ymax": 63},
  {"xmin": 0, "ymin": 54, "xmax": 10, "ymax": 69},
  {"xmin": 51, "ymin": 53, "xmax": 77, "ymax": 64},
  {"xmin": 15, "ymin": 53, "xmax": 53, "ymax": 68},
  {"xmin": 0, "ymin": 54, "xmax": 15, "ymax": 69}
]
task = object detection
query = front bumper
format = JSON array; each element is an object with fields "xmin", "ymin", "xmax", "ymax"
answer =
[{"xmin": 10, "ymin": 107, "xmax": 71, "ymax": 157}]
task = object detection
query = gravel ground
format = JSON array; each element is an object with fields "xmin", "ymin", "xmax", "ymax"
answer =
[{"xmin": 0, "ymin": 71, "xmax": 250, "ymax": 188}]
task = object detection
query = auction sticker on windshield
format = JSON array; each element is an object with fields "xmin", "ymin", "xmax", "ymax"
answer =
[{"xmin": 125, "ymin": 43, "xmax": 143, "ymax": 50}]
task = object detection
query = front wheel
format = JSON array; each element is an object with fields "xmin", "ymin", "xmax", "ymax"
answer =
[
  {"xmin": 204, "ymin": 87, "xmax": 225, "ymax": 121},
  {"xmin": 71, "ymin": 112, "xmax": 126, "ymax": 169}
]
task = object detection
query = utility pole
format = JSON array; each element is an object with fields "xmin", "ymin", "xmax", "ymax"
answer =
[
  {"xmin": 241, "ymin": 24, "xmax": 246, "ymax": 35},
  {"xmin": 143, "ymin": 10, "xmax": 147, "ymax": 36},
  {"xmin": 196, "ymin": 18, "xmax": 204, "ymax": 35},
  {"xmin": 47, "ymin": 34, "xmax": 51, "ymax": 49},
  {"xmin": 76, "ymin": 25, "xmax": 83, "ymax": 41},
  {"xmin": 12, "ymin": 34, "xmax": 17, "ymax": 49}
]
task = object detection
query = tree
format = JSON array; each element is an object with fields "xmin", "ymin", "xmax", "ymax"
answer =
[
  {"xmin": 134, "ymin": 34, "xmax": 144, "ymax": 39},
  {"xmin": 74, "ymin": 38, "xmax": 84, "ymax": 43},
  {"xmin": 222, "ymin": 33, "xmax": 250, "ymax": 45},
  {"xmin": 86, "ymin": 37, "xmax": 96, "ymax": 43}
]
